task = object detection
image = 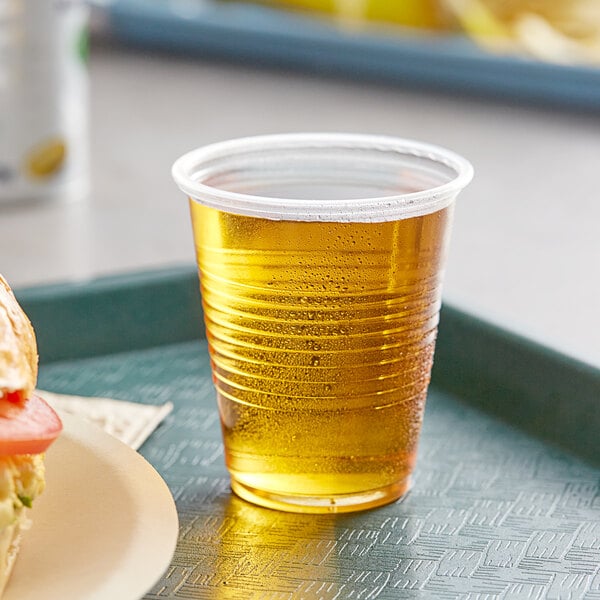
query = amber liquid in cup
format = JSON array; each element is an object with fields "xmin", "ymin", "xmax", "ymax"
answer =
[{"xmin": 190, "ymin": 201, "xmax": 453, "ymax": 513}]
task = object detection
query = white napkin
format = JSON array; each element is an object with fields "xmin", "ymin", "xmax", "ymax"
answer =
[{"xmin": 38, "ymin": 390, "xmax": 173, "ymax": 450}]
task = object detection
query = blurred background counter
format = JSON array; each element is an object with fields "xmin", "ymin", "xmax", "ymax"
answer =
[{"xmin": 0, "ymin": 0, "xmax": 599, "ymax": 369}]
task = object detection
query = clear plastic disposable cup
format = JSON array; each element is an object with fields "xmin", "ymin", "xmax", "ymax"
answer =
[{"xmin": 172, "ymin": 133, "xmax": 473, "ymax": 513}]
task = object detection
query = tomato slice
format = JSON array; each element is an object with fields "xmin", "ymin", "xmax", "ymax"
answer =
[
  {"xmin": 4, "ymin": 390, "xmax": 25, "ymax": 403},
  {"xmin": 0, "ymin": 394, "xmax": 63, "ymax": 456}
]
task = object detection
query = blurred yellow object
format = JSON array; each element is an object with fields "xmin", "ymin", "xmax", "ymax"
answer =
[
  {"xmin": 361, "ymin": 0, "xmax": 449, "ymax": 29},
  {"xmin": 261, "ymin": 0, "xmax": 452, "ymax": 29},
  {"xmin": 445, "ymin": 0, "xmax": 600, "ymax": 64},
  {"xmin": 25, "ymin": 138, "xmax": 66, "ymax": 179},
  {"xmin": 338, "ymin": 0, "xmax": 449, "ymax": 29}
]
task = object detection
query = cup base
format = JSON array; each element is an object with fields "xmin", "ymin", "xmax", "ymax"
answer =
[{"xmin": 230, "ymin": 476, "xmax": 412, "ymax": 514}]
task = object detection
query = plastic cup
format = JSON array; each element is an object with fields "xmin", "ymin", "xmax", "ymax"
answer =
[{"xmin": 172, "ymin": 133, "xmax": 473, "ymax": 513}]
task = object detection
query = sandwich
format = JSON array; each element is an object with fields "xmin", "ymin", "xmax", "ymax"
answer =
[{"xmin": 0, "ymin": 274, "xmax": 62, "ymax": 595}]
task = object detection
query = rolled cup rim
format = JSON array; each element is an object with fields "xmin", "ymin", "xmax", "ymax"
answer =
[{"xmin": 171, "ymin": 133, "xmax": 474, "ymax": 223}]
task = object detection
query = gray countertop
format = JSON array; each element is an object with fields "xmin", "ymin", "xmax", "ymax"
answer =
[{"xmin": 1, "ymin": 38, "xmax": 599, "ymax": 368}]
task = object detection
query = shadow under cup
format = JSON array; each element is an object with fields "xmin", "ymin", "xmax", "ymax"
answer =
[{"xmin": 172, "ymin": 134, "xmax": 473, "ymax": 513}]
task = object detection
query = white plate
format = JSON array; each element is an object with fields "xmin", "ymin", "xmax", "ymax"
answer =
[{"xmin": 5, "ymin": 413, "xmax": 179, "ymax": 600}]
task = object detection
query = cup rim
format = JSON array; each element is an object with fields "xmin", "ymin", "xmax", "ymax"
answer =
[{"xmin": 172, "ymin": 133, "xmax": 474, "ymax": 222}]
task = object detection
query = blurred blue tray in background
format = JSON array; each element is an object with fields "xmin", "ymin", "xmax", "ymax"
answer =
[{"xmin": 105, "ymin": 0, "xmax": 600, "ymax": 110}]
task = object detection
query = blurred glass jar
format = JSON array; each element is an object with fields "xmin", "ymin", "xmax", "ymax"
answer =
[{"xmin": 0, "ymin": 1, "xmax": 90, "ymax": 205}]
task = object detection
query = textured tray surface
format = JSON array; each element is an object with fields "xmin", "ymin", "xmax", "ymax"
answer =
[{"xmin": 39, "ymin": 340, "xmax": 600, "ymax": 599}]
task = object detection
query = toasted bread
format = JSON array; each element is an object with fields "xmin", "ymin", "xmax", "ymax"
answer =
[{"xmin": 0, "ymin": 275, "xmax": 38, "ymax": 401}]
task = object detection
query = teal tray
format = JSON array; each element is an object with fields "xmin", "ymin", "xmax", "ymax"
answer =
[{"xmin": 16, "ymin": 267, "xmax": 600, "ymax": 599}]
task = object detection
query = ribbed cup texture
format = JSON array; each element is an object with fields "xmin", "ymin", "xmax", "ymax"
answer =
[{"xmin": 191, "ymin": 202, "xmax": 453, "ymax": 502}]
